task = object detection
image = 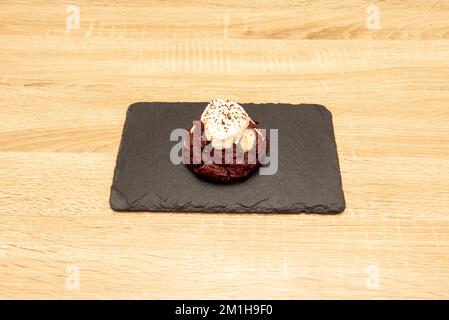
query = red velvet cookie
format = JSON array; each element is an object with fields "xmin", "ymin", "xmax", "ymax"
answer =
[{"xmin": 183, "ymin": 120, "xmax": 268, "ymax": 183}]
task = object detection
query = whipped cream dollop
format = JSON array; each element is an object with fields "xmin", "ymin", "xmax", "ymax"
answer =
[{"xmin": 201, "ymin": 99, "xmax": 253, "ymax": 150}]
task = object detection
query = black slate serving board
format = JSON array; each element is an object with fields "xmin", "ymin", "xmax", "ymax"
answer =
[{"xmin": 110, "ymin": 102, "xmax": 345, "ymax": 214}]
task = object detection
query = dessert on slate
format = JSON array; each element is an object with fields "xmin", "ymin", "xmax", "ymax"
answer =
[{"xmin": 183, "ymin": 99, "xmax": 268, "ymax": 183}]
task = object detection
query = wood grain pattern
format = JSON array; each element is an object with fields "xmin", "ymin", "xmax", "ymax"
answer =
[{"xmin": 1, "ymin": 0, "xmax": 449, "ymax": 299}]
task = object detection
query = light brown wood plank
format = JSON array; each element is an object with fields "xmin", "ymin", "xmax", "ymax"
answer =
[
  {"xmin": 1, "ymin": 1, "xmax": 449, "ymax": 40},
  {"xmin": 1, "ymin": 213, "xmax": 448, "ymax": 299}
]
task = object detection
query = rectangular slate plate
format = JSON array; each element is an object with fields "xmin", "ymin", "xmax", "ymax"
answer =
[{"xmin": 110, "ymin": 102, "xmax": 345, "ymax": 214}]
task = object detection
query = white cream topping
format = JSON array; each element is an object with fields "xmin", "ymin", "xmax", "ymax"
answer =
[
  {"xmin": 239, "ymin": 128, "xmax": 256, "ymax": 152},
  {"xmin": 200, "ymin": 99, "xmax": 251, "ymax": 150}
]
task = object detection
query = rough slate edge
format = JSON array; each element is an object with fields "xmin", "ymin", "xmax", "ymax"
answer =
[{"xmin": 109, "ymin": 102, "xmax": 346, "ymax": 214}]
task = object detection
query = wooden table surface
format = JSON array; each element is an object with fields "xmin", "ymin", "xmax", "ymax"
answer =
[{"xmin": 1, "ymin": 0, "xmax": 449, "ymax": 299}]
